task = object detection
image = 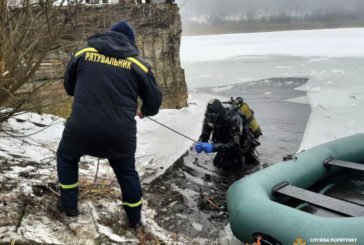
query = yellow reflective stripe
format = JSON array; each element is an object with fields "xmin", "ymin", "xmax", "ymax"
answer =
[
  {"xmin": 60, "ymin": 182, "xmax": 79, "ymax": 189},
  {"xmin": 127, "ymin": 57, "xmax": 148, "ymax": 73},
  {"xmin": 122, "ymin": 199, "xmax": 143, "ymax": 208},
  {"xmin": 75, "ymin": 47, "xmax": 99, "ymax": 57}
]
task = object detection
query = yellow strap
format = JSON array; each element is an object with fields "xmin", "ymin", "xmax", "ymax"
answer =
[
  {"xmin": 122, "ymin": 199, "xmax": 143, "ymax": 208},
  {"xmin": 60, "ymin": 182, "xmax": 79, "ymax": 189},
  {"xmin": 75, "ymin": 47, "xmax": 99, "ymax": 57},
  {"xmin": 127, "ymin": 57, "xmax": 148, "ymax": 73}
]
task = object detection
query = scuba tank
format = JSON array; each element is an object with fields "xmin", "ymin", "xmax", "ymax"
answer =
[{"xmin": 224, "ymin": 97, "xmax": 262, "ymax": 138}]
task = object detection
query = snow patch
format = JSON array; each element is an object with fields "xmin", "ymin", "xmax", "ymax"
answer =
[{"xmin": 192, "ymin": 222, "xmax": 203, "ymax": 232}]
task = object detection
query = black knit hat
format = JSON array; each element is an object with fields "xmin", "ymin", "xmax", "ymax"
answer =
[{"xmin": 110, "ymin": 20, "xmax": 135, "ymax": 44}]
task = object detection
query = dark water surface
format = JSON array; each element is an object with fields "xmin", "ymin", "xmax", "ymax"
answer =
[{"xmin": 144, "ymin": 78, "xmax": 311, "ymax": 239}]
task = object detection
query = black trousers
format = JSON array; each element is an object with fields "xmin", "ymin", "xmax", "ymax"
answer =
[
  {"xmin": 213, "ymin": 150, "xmax": 259, "ymax": 170},
  {"xmin": 57, "ymin": 141, "xmax": 142, "ymax": 224}
]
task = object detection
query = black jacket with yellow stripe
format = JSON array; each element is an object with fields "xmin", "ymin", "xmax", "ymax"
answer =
[{"xmin": 61, "ymin": 31, "xmax": 162, "ymax": 159}]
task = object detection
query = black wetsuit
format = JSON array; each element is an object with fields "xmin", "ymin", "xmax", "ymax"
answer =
[{"xmin": 199, "ymin": 108, "xmax": 259, "ymax": 170}]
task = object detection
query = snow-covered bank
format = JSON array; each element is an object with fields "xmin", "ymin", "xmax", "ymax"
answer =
[
  {"xmin": 181, "ymin": 28, "xmax": 364, "ymax": 63},
  {"xmin": 0, "ymin": 93, "xmax": 221, "ymax": 243}
]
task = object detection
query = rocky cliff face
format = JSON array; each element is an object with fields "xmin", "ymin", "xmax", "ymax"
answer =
[
  {"xmin": 35, "ymin": 2, "xmax": 187, "ymax": 116},
  {"xmin": 133, "ymin": 4, "xmax": 187, "ymax": 109}
]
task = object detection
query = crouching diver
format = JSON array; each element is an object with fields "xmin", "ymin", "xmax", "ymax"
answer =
[{"xmin": 195, "ymin": 99, "xmax": 260, "ymax": 171}]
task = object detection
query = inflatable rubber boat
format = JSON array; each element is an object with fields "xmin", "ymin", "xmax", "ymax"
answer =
[{"xmin": 227, "ymin": 134, "xmax": 364, "ymax": 244}]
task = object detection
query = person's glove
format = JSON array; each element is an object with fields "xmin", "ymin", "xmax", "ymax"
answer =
[
  {"xmin": 195, "ymin": 142, "xmax": 203, "ymax": 153},
  {"xmin": 195, "ymin": 142, "xmax": 214, "ymax": 153},
  {"xmin": 201, "ymin": 142, "xmax": 214, "ymax": 153}
]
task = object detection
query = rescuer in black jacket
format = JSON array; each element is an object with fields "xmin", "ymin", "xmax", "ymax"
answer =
[
  {"xmin": 56, "ymin": 20, "xmax": 162, "ymax": 228},
  {"xmin": 195, "ymin": 99, "xmax": 259, "ymax": 170}
]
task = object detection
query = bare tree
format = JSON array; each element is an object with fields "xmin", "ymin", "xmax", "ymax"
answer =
[
  {"xmin": 0, "ymin": 1, "xmax": 177, "ymax": 130},
  {"xmin": 0, "ymin": 0, "xmax": 74, "ymax": 126}
]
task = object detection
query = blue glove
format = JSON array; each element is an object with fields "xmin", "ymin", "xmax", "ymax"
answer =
[
  {"xmin": 195, "ymin": 143, "xmax": 203, "ymax": 153},
  {"xmin": 201, "ymin": 142, "xmax": 214, "ymax": 153}
]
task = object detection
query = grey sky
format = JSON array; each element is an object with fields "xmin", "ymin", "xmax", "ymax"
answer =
[{"xmin": 176, "ymin": 0, "xmax": 364, "ymax": 19}]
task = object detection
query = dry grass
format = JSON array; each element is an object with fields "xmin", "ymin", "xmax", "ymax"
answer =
[
  {"xmin": 42, "ymin": 100, "xmax": 72, "ymax": 118},
  {"xmin": 78, "ymin": 178, "xmax": 120, "ymax": 201}
]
